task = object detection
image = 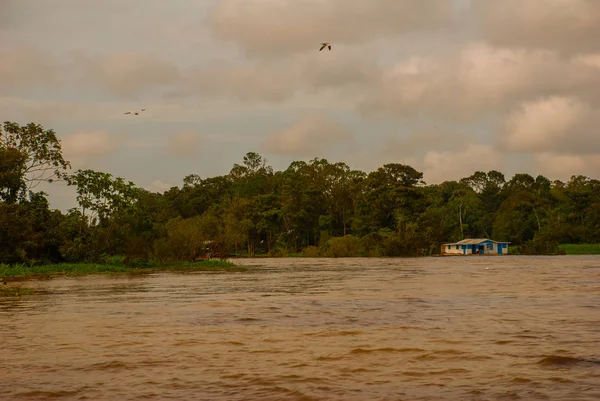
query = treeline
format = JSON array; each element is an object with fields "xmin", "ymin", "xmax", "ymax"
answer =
[{"xmin": 2, "ymin": 120, "xmax": 600, "ymax": 265}]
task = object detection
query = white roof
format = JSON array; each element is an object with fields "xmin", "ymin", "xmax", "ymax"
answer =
[{"xmin": 443, "ymin": 238, "xmax": 511, "ymax": 245}]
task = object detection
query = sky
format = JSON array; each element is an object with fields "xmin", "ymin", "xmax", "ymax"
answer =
[{"xmin": 2, "ymin": 0, "xmax": 600, "ymax": 211}]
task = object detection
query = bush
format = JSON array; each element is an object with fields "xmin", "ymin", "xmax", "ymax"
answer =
[
  {"xmin": 302, "ymin": 246, "xmax": 321, "ymax": 257},
  {"xmin": 324, "ymin": 235, "xmax": 363, "ymax": 257},
  {"xmin": 361, "ymin": 232, "xmax": 386, "ymax": 256},
  {"xmin": 268, "ymin": 248, "xmax": 284, "ymax": 257},
  {"xmin": 518, "ymin": 238, "xmax": 560, "ymax": 255}
]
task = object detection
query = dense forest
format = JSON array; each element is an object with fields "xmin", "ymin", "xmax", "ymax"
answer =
[{"xmin": 1, "ymin": 120, "xmax": 600, "ymax": 265}]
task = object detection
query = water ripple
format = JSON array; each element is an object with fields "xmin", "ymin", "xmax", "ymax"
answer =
[{"xmin": 1, "ymin": 256, "xmax": 599, "ymax": 400}]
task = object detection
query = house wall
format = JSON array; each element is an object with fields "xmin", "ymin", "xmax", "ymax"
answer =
[
  {"xmin": 441, "ymin": 241, "xmax": 510, "ymax": 255},
  {"xmin": 481, "ymin": 240, "xmax": 497, "ymax": 254},
  {"xmin": 481, "ymin": 241, "xmax": 510, "ymax": 255},
  {"xmin": 496, "ymin": 242, "xmax": 509, "ymax": 254},
  {"xmin": 441, "ymin": 244, "xmax": 464, "ymax": 254}
]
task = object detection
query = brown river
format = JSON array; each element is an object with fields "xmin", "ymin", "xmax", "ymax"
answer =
[{"xmin": 1, "ymin": 256, "xmax": 599, "ymax": 400}]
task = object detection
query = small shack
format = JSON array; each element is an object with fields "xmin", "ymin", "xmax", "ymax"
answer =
[
  {"xmin": 441, "ymin": 238, "xmax": 510, "ymax": 255},
  {"xmin": 194, "ymin": 240, "xmax": 215, "ymax": 260}
]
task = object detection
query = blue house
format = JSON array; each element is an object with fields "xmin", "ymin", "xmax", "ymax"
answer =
[{"xmin": 441, "ymin": 238, "xmax": 511, "ymax": 255}]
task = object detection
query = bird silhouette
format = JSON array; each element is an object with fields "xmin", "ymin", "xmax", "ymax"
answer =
[
  {"xmin": 319, "ymin": 42, "xmax": 331, "ymax": 51},
  {"xmin": 124, "ymin": 109, "xmax": 145, "ymax": 116}
]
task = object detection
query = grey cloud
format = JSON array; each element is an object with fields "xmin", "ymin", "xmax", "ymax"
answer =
[
  {"xmin": 146, "ymin": 179, "xmax": 174, "ymax": 193},
  {"xmin": 4, "ymin": 0, "xmax": 600, "ymax": 186},
  {"xmin": 533, "ymin": 153, "xmax": 600, "ymax": 181},
  {"xmin": 423, "ymin": 144, "xmax": 504, "ymax": 184},
  {"xmin": 208, "ymin": 0, "xmax": 454, "ymax": 58},
  {"xmin": 0, "ymin": 96, "xmax": 161, "ymax": 124},
  {"xmin": 376, "ymin": 128, "xmax": 485, "ymax": 183},
  {"xmin": 0, "ymin": 44, "xmax": 182, "ymax": 99},
  {"xmin": 377, "ymin": 137, "xmax": 505, "ymax": 184},
  {"xmin": 359, "ymin": 44, "xmax": 600, "ymax": 122},
  {"xmin": 472, "ymin": 1, "xmax": 600, "ymax": 55},
  {"xmin": 1, "ymin": 0, "xmax": 131, "ymax": 29},
  {"xmin": 61, "ymin": 130, "xmax": 120, "ymax": 166},
  {"xmin": 166, "ymin": 131, "xmax": 200, "ymax": 158},
  {"xmin": 0, "ymin": 44, "xmax": 61, "ymax": 91},
  {"xmin": 71, "ymin": 51, "xmax": 181, "ymax": 98},
  {"xmin": 381, "ymin": 128, "xmax": 469, "ymax": 161},
  {"xmin": 0, "ymin": 0, "xmax": 17, "ymax": 29},
  {"xmin": 172, "ymin": 52, "xmax": 380, "ymax": 102},
  {"xmin": 262, "ymin": 113, "xmax": 352, "ymax": 156},
  {"xmin": 500, "ymin": 96, "xmax": 600, "ymax": 155}
]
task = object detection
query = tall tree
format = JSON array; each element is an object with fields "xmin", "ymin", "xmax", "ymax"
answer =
[
  {"xmin": 0, "ymin": 148, "xmax": 27, "ymax": 203},
  {"xmin": 1, "ymin": 121, "xmax": 71, "ymax": 190},
  {"xmin": 66, "ymin": 169, "xmax": 140, "ymax": 222}
]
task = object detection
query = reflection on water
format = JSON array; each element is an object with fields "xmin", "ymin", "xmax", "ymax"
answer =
[{"xmin": 1, "ymin": 256, "xmax": 600, "ymax": 400}]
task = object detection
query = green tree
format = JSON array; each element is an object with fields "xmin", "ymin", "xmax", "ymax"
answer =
[
  {"xmin": 0, "ymin": 148, "xmax": 27, "ymax": 203},
  {"xmin": 1, "ymin": 121, "xmax": 71, "ymax": 190},
  {"xmin": 66, "ymin": 169, "xmax": 140, "ymax": 222},
  {"xmin": 65, "ymin": 169, "xmax": 141, "ymax": 254}
]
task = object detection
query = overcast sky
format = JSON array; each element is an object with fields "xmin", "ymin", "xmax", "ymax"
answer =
[{"xmin": 2, "ymin": 0, "xmax": 600, "ymax": 211}]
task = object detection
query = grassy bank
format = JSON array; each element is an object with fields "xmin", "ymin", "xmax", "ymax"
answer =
[
  {"xmin": 0, "ymin": 259, "xmax": 245, "ymax": 280},
  {"xmin": 557, "ymin": 244, "xmax": 600, "ymax": 255},
  {"xmin": 508, "ymin": 243, "xmax": 600, "ymax": 255}
]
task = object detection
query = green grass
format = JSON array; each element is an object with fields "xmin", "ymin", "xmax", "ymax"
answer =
[
  {"xmin": 0, "ymin": 259, "xmax": 245, "ymax": 279},
  {"xmin": 558, "ymin": 244, "xmax": 600, "ymax": 255},
  {"xmin": 508, "ymin": 243, "xmax": 600, "ymax": 255}
]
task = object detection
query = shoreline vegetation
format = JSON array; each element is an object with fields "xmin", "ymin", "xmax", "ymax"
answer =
[
  {"xmin": 2, "ymin": 245, "xmax": 598, "ymax": 296},
  {"xmin": 2, "ymin": 243, "xmax": 597, "ymax": 280},
  {"xmin": 2, "ymin": 244, "xmax": 598, "ymax": 280},
  {"xmin": 235, "ymin": 242, "xmax": 600, "ymax": 257},
  {"xmin": 0, "ymin": 259, "xmax": 244, "ymax": 281},
  {"xmin": 2, "ymin": 121, "xmax": 600, "ymax": 270},
  {"xmin": 556, "ymin": 243, "xmax": 600, "ymax": 255}
]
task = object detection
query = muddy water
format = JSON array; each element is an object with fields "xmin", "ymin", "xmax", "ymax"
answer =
[{"xmin": 1, "ymin": 256, "xmax": 600, "ymax": 400}]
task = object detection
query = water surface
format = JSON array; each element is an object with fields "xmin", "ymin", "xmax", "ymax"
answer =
[{"xmin": 1, "ymin": 256, "xmax": 599, "ymax": 400}]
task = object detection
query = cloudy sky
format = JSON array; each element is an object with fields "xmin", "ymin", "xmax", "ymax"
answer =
[{"xmin": 2, "ymin": 0, "xmax": 600, "ymax": 211}]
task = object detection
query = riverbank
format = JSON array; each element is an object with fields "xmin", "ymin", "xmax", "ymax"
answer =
[
  {"xmin": 557, "ymin": 244, "xmax": 600, "ymax": 255},
  {"xmin": 232, "ymin": 243, "xmax": 600, "ymax": 258},
  {"xmin": 0, "ymin": 260, "xmax": 245, "ymax": 282}
]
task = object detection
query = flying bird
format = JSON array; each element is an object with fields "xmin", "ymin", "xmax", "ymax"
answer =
[
  {"xmin": 124, "ymin": 108, "xmax": 146, "ymax": 116},
  {"xmin": 319, "ymin": 42, "xmax": 331, "ymax": 51}
]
